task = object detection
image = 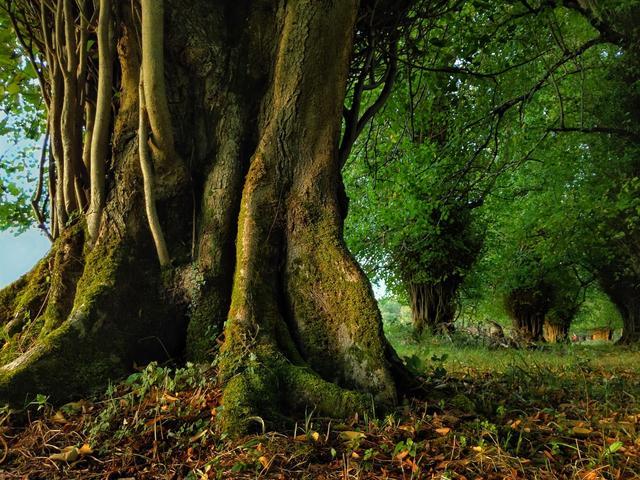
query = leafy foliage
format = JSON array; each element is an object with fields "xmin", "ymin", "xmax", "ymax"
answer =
[
  {"xmin": 344, "ymin": 0, "xmax": 640, "ymax": 336},
  {"xmin": 0, "ymin": 7, "xmax": 46, "ymax": 232}
]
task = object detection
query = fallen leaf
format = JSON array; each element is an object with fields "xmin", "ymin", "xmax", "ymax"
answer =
[
  {"xmin": 258, "ymin": 455, "xmax": 270, "ymax": 469},
  {"xmin": 162, "ymin": 393, "xmax": 179, "ymax": 402},
  {"xmin": 49, "ymin": 446, "xmax": 79, "ymax": 462},
  {"xmin": 572, "ymin": 427, "xmax": 593, "ymax": 437},
  {"xmin": 435, "ymin": 427, "xmax": 451, "ymax": 436},
  {"xmin": 50, "ymin": 411, "xmax": 68, "ymax": 425},
  {"xmin": 398, "ymin": 424, "xmax": 416, "ymax": 435},
  {"xmin": 78, "ymin": 444, "xmax": 93, "ymax": 456},
  {"xmin": 339, "ymin": 431, "xmax": 366, "ymax": 441},
  {"xmin": 580, "ymin": 471, "xmax": 602, "ymax": 480},
  {"xmin": 396, "ymin": 450, "xmax": 409, "ymax": 460}
]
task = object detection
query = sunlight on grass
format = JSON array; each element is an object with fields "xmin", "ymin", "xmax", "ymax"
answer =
[{"xmin": 385, "ymin": 319, "xmax": 640, "ymax": 376}]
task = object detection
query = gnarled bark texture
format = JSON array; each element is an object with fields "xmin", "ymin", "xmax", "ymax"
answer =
[
  {"xmin": 408, "ymin": 281, "xmax": 457, "ymax": 335},
  {"xmin": 0, "ymin": 0, "xmax": 412, "ymax": 434},
  {"xmin": 505, "ymin": 284, "xmax": 552, "ymax": 342}
]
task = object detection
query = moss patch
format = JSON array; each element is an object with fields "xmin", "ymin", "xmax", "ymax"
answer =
[
  {"xmin": 285, "ymin": 197, "xmax": 397, "ymax": 404},
  {"xmin": 0, "ymin": 274, "xmax": 29, "ymax": 326},
  {"xmin": 0, "ymin": 228, "xmax": 187, "ymax": 407},
  {"xmin": 10, "ymin": 257, "xmax": 51, "ymax": 329},
  {"xmin": 219, "ymin": 346, "xmax": 370, "ymax": 437}
]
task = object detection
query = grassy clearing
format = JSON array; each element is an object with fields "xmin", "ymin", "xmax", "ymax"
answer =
[
  {"xmin": 1, "ymin": 322, "xmax": 639, "ymax": 479},
  {"xmin": 385, "ymin": 320, "xmax": 640, "ymax": 375}
]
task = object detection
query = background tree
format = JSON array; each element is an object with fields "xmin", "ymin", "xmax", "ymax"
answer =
[
  {"xmin": 343, "ymin": 1, "xmax": 530, "ymax": 335},
  {"xmin": 454, "ymin": 0, "xmax": 640, "ymax": 343}
]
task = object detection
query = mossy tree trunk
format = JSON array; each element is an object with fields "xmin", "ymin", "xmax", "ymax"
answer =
[
  {"xmin": 505, "ymin": 285, "xmax": 552, "ymax": 342},
  {"xmin": 408, "ymin": 281, "xmax": 458, "ymax": 335},
  {"xmin": 542, "ymin": 320, "xmax": 569, "ymax": 343},
  {"xmin": 598, "ymin": 272, "xmax": 640, "ymax": 345},
  {"xmin": 0, "ymin": 0, "xmax": 414, "ymax": 432}
]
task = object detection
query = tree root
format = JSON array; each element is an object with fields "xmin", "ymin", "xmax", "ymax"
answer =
[
  {"xmin": 0, "ymin": 237, "xmax": 185, "ymax": 407},
  {"xmin": 220, "ymin": 347, "xmax": 372, "ymax": 436}
]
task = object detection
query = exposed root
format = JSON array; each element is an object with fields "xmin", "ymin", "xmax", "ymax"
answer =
[
  {"xmin": 0, "ymin": 237, "xmax": 184, "ymax": 407},
  {"xmin": 1, "ymin": 257, "xmax": 51, "ymax": 353},
  {"xmin": 0, "ymin": 433, "xmax": 6, "ymax": 465},
  {"xmin": 220, "ymin": 347, "xmax": 371, "ymax": 437}
]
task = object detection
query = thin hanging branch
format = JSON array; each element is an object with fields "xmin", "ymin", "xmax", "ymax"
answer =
[
  {"xmin": 48, "ymin": 1, "xmax": 68, "ymax": 233},
  {"xmin": 139, "ymin": 75, "xmax": 170, "ymax": 267},
  {"xmin": 87, "ymin": 0, "xmax": 114, "ymax": 241},
  {"xmin": 140, "ymin": 0, "xmax": 178, "ymax": 168},
  {"xmin": 59, "ymin": 0, "xmax": 81, "ymax": 214},
  {"xmin": 6, "ymin": 0, "xmax": 104, "ymax": 239},
  {"xmin": 31, "ymin": 128, "xmax": 54, "ymax": 242},
  {"xmin": 82, "ymin": 101, "xmax": 95, "ymax": 177}
]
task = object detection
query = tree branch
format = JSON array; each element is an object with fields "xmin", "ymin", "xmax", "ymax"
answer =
[{"xmin": 550, "ymin": 126, "xmax": 640, "ymax": 142}]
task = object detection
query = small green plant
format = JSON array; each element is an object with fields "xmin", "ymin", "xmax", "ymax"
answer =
[
  {"xmin": 28, "ymin": 393, "xmax": 49, "ymax": 412},
  {"xmin": 430, "ymin": 353, "xmax": 448, "ymax": 378}
]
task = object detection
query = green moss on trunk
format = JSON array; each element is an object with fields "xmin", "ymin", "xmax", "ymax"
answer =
[
  {"xmin": 0, "ymin": 229, "xmax": 187, "ymax": 406},
  {"xmin": 219, "ymin": 346, "xmax": 370, "ymax": 437},
  {"xmin": 0, "ymin": 276, "xmax": 29, "ymax": 326}
]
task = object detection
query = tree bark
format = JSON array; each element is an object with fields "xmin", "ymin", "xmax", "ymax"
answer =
[
  {"xmin": 0, "ymin": 0, "xmax": 412, "ymax": 434},
  {"xmin": 598, "ymin": 271, "xmax": 640, "ymax": 344},
  {"xmin": 505, "ymin": 286, "xmax": 551, "ymax": 342},
  {"xmin": 408, "ymin": 282, "xmax": 457, "ymax": 335},
  {"xmin": 543, "ymin": 319, "xmax": 569, "ymax": 343},
  {"xmin": 613, "ymin": 297, "xmax": 640, "ymax": 344}
]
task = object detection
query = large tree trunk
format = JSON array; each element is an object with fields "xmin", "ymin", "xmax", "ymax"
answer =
[
  {"xmin": 543, "ymin": 319, "xmax": 569, "ymax": 343},
  {"xmin": 408, "ymin": 281, "xmax": 457, "ymax": 335},
  {"xmin": 612, "ymin": 297, "xmax": 640, "ymax": 344},
  {"xmin": 0, "ymin": 0, "xmax": 412, "ymax": 434},
  {"xmin": 598, "ymin": 272, "xmax": 640, "ymax": 345},
  {"xmin": 505, "ymin": 285, "xmax": 551, "ymax": 342}
]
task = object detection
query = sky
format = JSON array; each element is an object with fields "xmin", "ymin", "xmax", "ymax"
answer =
[
  {"xmin": 0, "ymin": 228, "xmax": 50, "ymax": 287},
  {"xmin": 0, "ymin": 106, "xmax": 50, "ymax": 288}
]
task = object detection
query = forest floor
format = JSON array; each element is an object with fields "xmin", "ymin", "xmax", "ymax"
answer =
[{"xmin": 1, "ymin": 324, "xmax": 639, "ymax": 479}]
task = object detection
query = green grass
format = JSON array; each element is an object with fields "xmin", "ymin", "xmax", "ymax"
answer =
[
  {"xmin": 385, "ymin": 318, "xmax": 640, "ymax": 375},
  {"xmin": 381, "ymin": 319, "xmax": 640, "ymax": 479}
]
